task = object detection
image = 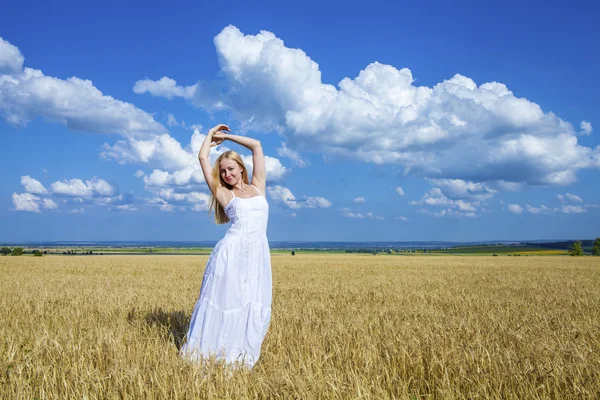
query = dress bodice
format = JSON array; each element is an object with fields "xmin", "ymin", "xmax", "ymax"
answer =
[{"xmin": 224, "ymin": 194, "xmax": 269, "ymax": 240}]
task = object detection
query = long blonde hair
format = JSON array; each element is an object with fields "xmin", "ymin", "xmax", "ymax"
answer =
[{"xmin": 209, "ymin": 150, "xmax": 250, "ymax": 224}]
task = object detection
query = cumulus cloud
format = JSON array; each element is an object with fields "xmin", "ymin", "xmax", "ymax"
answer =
[
  {"xmin": 395, "ymin": 187, "xmax": 404, "ymax": 196},
  {"xmin": 21, "ymin": 175, "xmax": 48, "ymax": 194},
  {"xmin": 106, "ymin": 127, "xmax": 288, "ymax": 188},
  {"xmin": 353, "ymin": 197, "xmax": 365, "ymax": 203},
  {"xmin": 12, "ymin": 193, "xmax": 41, "ymax": 213},
  {"xmin": 341, "ymin": 208, "xmax": 384, "ymax": 219},
  {"xmin": 135, "ymin": 25, "xmax": 599, "ymax": 189},
  {"xmin": 410, "ymin": 187, "xmax": 481, "ymax": 218},
  {"xmin": 50, "ymin": 177, "xmax": 117, "ymax": 198},
  {"xmin": 267, "ymin": 185, "xmax": 331, "ymax": 209},
  {"xmin": 518, "ymin": 202, "xmax": 587, "ymax": 215},
  {"xmin": 42, "ymin": 198, "xmax": 58, "ymax": 210},
  {"xmin": 133, "ymin": 76, "xmax": 194, "ymax": 100},
  {"xmin": 507, "ymin": 204, "xmax": 523, "ymax": 214},
  {"xmin": 11, "ymin": 192, "xmax": 58, "ymax": 213},
  {"xmin": 276, "ymin": 142, "xmax": 309, "ymax": 167},
  {"xmin": 557, "ymin": 192, "xmax": 583, "ymax": 203},
  {"xmin": 560, "ymin": 205, "xmax": 586, "ymax": 214},
  {"xmin": 146, "ymin": 188, "xmax": 211, "ymax": 212},
  {"xmin": 0, "ymin": 37, "xmax": 166, "ymax": 137},
  {"xmin": 0, "ymin": 37, "xmax": 24, "ymax": 74},
  {"xmin": 341, "ymin": 208, "xmax": 365, "ymax": 218},
  {"xmin": 580, "ymin": 121, "xmax": 592, "ymax": 136},
  {"xmin": 394, "ymin": 216, "xmax": 409, "ymax": 221},
  {"xmin": 426, "ymin": 178, "xmax": 496, "ymax": 201},
  {"xmin": 111, "ymin": 204, "xmax": 138, "ymax": 212},
  {"xmin": 166, "ymin": 113, "xmax": 180, "ymax": 126},
  {"xmin": 525, "ymin": 204, "xmax": 550, "ymax": 214},
  {"xmin": 1, "ymin": 37, "xmax": 285, "ymax": 215}
]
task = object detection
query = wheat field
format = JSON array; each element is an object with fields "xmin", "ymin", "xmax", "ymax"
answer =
[{"xmin": 1, "ymin": 254, "xmax": 599, "ymax": 399}]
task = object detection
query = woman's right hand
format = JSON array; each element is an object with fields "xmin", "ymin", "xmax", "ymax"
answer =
[
  {"xmin": 210, "ymin": 133, "xmax": 227, "ymax": 147},
  {"xmin": 208, "ymin": 124, "xmax": 230, "ymax": 136}
]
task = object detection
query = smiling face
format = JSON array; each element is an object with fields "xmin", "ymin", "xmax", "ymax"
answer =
[{"xmin": 219, "ymin": 158, "xmax": 243, "ymax": 186}]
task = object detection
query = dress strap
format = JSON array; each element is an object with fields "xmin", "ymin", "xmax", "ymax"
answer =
[
  {"xmin": 251, "ymin": 184, "xmax": 262, "ymax": 195},
  {"xmin": 230, "ymin": 189, "xmax": 235, "ymax": 198}
]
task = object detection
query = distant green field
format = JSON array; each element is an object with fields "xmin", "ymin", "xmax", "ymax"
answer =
[
  {"xmin": 430, "ymin": 245, "xmax": 567, "ymax": 255},
  {"xmin": 5, "ymin": 245, "xmax": 570, "ymax": 256}
]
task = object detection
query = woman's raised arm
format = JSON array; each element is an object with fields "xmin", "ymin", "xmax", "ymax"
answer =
[{"xmin": 198, "ymin": 124, "xmax": 229, "ymax": 193}]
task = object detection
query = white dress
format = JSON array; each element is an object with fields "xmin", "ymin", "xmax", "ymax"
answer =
[{"xmin": 181, "ymin": 185, "xmax": 272, "ymax": 368}]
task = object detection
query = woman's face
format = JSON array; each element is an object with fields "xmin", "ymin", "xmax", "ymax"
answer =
[{"xmin": 220, "ymin": 158, "xmax": 242, "ymax": 186}]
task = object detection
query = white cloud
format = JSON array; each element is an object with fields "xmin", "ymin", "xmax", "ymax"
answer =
[
  {"xmin": 10, "ymin": 192, "xmax": 58, "ymax": 213},
  {"xmin": 133, "ymin": 76, "xmax": 194, "ymax": 100},
  {"xmin": 565, "ymin": 193, "xmax": 583, "ymax": 203},
  {"xmin": 525, "ymin": 204, "xmax": 549, "ymax": 214},
  {"xmin": 241, "ymin": 153, "xmax": 289, "ymax": 182},
  {"xmin": 166, "ymin": 113, "xmax": 179, "ymax": 126},
  {"xmin": 446, "ymin": 209, "xmax": 477, "ymax": 218},
  {"xmin": 0, "ymin": 37, "xmax": 166, "ymax": 137},
  {"xmin": 580, "ymin": 121, "xmax": 592, "ymax": 136},
  {"xmin": 267, "ymin": 185, "xmax": 331, "ymax": 209},
  {"xmin": 50, "ymin": 177, "xmax": 116, "ymax": 198},
  {"xmin": 287, "ymin": 212, "xmax": 297, "ymax": 217},
  {"xmin": 426, "ymin": 178, "xmax": 496, "ymax": 201},
  {"xmin": 0, "ymin": 37, "xmax": 24, "ymax": 74},
  {"xmin": 418, "ymin": 209, "xmax": 447, "ymax": 218},
  {"xmin": 135, "ymin": 26, "xmax": 599, "ymax": 189},
  {"xmin": 112, "ymin": 204, "xmax": 138, "ymax": 212},
  {"xmin": 521, "ymin": 201, "xmax": 588, "ymax": 215},
  {"xmin": 507, "ymin": 204, "xmax": 523, "ymax": 214},
  {"xmin": 558, "ymin": 192, "xmax": 583, "ymax": 203},
  {"xmin": 342, "ymin": 208, "xmax": 384, "ymax": 219},
  {"xmin": 146, "ymin": 188, "xmax": 211, "ymax": 213},
  {"xmin": 108, "ymin": 127, "xmax": 288, "ymax": 188},
  {"xmin": 394, "ymin": 216, "xmax": 409, "ymax": 221},
  {"xmin": 395, "ymin": 186, "xmax": 404, "ymax": 196},
  {"xmin": 20, "ymin": 175, "xmax": 48, "ymax": 194},
  {"xmin": 101, "ymin": 132, "xmax": 196, "ymax": 170},
  {"xmin": 95, "ymin": 193, "xmax": 134, "ymax": 206},
  {"xmin": 561, "ymin": 205, "xmax": 586, "ymax": 214},
  {"xmin": 410, "ymin": 188, "xmax": 453, "ymax": 207},
  {"xmin": 51, "ymin": 179, "xmax": 93, "ymax": 197},
  {"xmin": 304, "ymin": 196, "xmax": 332, "ymax": 208},
  {"xmin": 353, "ymin": 197, "xmax": 365, "ymax": 203},
  {"xmin": 276, "ymin": 142, "xmax": 309, "ymax": 167},
  {"xmin": 341, "ymin": 207, "xmax": 365, "ymax": 218},
  {"xmin": 68, "ymin": 208, "xmax": 85, "ymax": 214},
  {"xmin": 12, "ymin": 193, "xmax": 41, "ymax": 213},
  {"xmin": 42, "ymin": 198, "xmax": 58, "ymax": 210}
]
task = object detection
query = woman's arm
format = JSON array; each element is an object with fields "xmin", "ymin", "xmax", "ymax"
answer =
[
  {"xmin": 219, "ymin": 134, "xmax": 266, "ymax": 192},
  {"xmin": 198, "ymin": 124, "xmax": 229, "ymax": 193}
]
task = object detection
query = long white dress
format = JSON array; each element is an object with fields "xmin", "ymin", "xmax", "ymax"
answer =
[{"xmin": 181, "ymin": 185, "xmax": 272, "ymax": 368}]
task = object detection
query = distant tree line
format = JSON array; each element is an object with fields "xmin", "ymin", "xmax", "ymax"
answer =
[
  {"xmin": 344, "ymin": 248, "xmax": 427, "ymax": 254},
  {"xmin": 0, "ymin": 247, "xmax": 103, "ymax": 256},
  {"xmin": 525, "ymin": 240, "xmax": 594, "ymax": 250}
]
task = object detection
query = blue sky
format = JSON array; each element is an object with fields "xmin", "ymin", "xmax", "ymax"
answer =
[{"xmin": 1, "ymin": 0, "xmax": 599, "ymax": 242}]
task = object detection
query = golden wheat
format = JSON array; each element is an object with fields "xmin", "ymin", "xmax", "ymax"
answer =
[{"xmin": 1, "ymin": 254, "xmax": 599, "ymax": 399}]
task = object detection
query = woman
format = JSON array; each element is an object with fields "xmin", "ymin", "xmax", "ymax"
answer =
[{"xmin": 180, "ymin": 124, "xmax": 272, "ymax": 369}]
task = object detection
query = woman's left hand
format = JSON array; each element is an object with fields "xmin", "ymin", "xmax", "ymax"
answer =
[{"xmin": 211, "ymin": 132, "xmax": 228, "ymax": 147}]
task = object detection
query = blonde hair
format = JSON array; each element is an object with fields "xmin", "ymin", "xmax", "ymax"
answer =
[{"xmin": 209, "ymin": 150, "xmax": 249, "ymax": 224}]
